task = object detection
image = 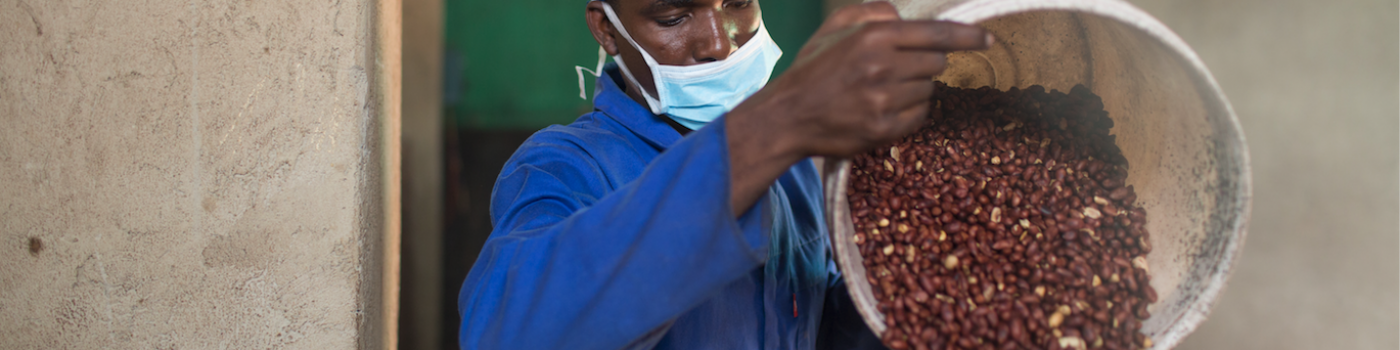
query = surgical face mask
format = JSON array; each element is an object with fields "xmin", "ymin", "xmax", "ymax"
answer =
[{"xmin": 600, "ymin": 3, "xmax": 782, "ymax": 130}]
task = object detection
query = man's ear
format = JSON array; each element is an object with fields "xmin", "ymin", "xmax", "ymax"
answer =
[{"xmin": 586, "ymin": 2, "xmax": 622, "ymax": 56}]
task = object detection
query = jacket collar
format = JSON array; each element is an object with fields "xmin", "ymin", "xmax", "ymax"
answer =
[{"xmin": 593, "ymin": 63, "xmax": 683, "ymax": 150}]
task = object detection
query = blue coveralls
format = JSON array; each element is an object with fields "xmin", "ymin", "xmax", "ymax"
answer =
[{"xmin": 458, "ymin": 64, "xmax": 876, "ymax": 349}]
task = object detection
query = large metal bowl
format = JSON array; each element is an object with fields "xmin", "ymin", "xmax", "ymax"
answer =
[{"xmin": 821, "ymin": 1, "xmax": 1252, "ymax": 348}]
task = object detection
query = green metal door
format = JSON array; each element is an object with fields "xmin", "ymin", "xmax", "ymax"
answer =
[{"xmin": 444, "ymin": 0, "xmax": 824, "ymax": 130}]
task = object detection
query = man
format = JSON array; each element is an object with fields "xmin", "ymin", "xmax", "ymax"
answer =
[{"xmin": 457, "ymin": 0, "xmax": 991, "ymax": 348}]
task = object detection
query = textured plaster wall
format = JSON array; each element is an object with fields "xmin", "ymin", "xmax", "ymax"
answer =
[{"xmin": 0, "ymin": 0, "xmax": 392, "ymax": 348}]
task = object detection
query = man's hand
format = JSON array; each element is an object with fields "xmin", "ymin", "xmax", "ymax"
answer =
[
  {"xmin": 737, "ymin": 1, "xmax": 991, "ymax": 158},
  {"xmin": 725, "ymin": 1, "xmax": 991, "ymax": 215}
]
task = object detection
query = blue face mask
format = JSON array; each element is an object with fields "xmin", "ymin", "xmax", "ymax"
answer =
[{"xmin": 600, "ymin": 3, "xmax": 782, "ymax": 130}]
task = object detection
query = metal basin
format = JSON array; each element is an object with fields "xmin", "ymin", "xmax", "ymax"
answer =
[{"xmin": 821, "ymin": 1, "xmax": 1252, "ymax": 348}]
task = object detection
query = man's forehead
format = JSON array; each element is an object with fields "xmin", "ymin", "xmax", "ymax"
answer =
[
  {"xmin": 650, "ymin": 0, "xmax": 697, "ymax": 7},
  {"xmin": 616, "ymin": 0, "xmax": 701, "ymax": 11}
]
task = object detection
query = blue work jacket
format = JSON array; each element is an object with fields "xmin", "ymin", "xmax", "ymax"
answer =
[{"xmin": 458, "ymin": 64, "xmax": 880, "ymax": 350}]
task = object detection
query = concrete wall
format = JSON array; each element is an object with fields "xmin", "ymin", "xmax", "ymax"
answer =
[
  {"xmin": 0, "ymin": 0, "xmax": 399, "ymax": 348},
  {"xmin": 1127, "ymin": 0, "xmax": 1398, "ymax": 349}
]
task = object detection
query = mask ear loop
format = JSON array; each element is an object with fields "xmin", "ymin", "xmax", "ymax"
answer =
[
  {"xmin": 600, "ymin": 3, "xmax": 666, "ymax": 114},
  {"xmin": 575, "ymin": 46, "xmax": 608, "ymax": 100}
]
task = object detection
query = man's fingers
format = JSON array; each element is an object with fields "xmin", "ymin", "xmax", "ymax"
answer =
[
  {"xmin": 871, "ymin": 20, "xmax": 993, "ymax": 51},
  {"xmin": 886, "ymin": 80, "xmax": 936, "ymax": 114},
  {"xmin": 892, "ymin": 51, "xmax": 950, "ymax": 81},
  {"xmin": 887, "ymin": 100, "xmax": 931, "ymax": 139}
]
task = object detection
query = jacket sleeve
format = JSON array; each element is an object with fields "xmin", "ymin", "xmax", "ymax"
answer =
[{"xmin": 457, "ymin": 116, "xmax": 772, "ymax": 350}]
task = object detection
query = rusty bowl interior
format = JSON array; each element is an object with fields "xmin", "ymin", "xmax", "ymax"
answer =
[{"xmin": 821, "ymin": 0, "xmax": 1252, "ymax": 348}]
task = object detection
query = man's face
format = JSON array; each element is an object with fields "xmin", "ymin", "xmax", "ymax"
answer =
[{"xmin": 587, "ymin": 0, "xmax": 763, "ymax": 100}]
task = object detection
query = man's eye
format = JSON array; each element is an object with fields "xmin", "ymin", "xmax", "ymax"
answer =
[
  {"xmin": 726, "ymin": 0, "xmax": 754, "ymax": 8},
  {"xmin": 656, "ymin": 16, "xmax": 686, "ymax": 27}
]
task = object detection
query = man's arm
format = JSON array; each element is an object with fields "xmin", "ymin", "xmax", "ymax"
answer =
[
  {"xmin": 458, "ymin": 118, "xmax": 768, "ymax": 350},
  {"xmin": 724, "ymin": 2, "xmax": 993, "ymax": 216}
]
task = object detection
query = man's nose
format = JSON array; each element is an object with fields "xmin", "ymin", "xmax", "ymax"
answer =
[{"xmin": 691, "ymin": 11, "xmax": 737, "ymax": 63}]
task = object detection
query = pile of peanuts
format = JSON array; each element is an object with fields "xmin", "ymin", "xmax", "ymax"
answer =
[{"xmin": 847, "ymin": 82, "xmax": 1156, "ymax": 350}]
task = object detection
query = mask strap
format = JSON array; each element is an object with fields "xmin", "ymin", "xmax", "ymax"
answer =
[
  {"xmin": 600, "ymin": 3, "xmax": 666, "ymax": 114},
  {"xmin": 574, "ymin": 46, "xmax": 607, "ymax": 100},
  {"xmin": 600, "ymin": 3, "xmax": 660, "ymax": 69}
]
